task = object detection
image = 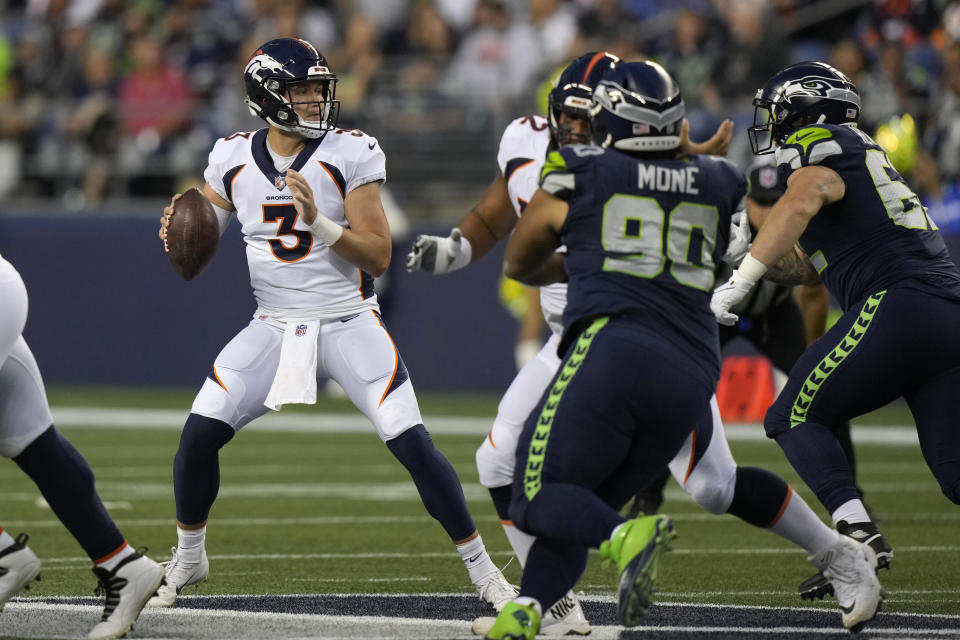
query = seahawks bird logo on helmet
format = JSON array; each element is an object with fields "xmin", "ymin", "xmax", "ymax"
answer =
[
  {"xmin": 590, "ymin": 60, "xmax": 685, "ymax": 152},
  {"xmin": 749, "ymin": 61, "xmax": 860, "ymax": 155},
  {"xmin": 243, "ymin": 38, "xmax": 340, "ymax": 139}
]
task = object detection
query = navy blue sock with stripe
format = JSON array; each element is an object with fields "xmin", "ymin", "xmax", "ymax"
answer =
[
  {"xmin": 174, "ymin": 413, "xmax": 235, "ymax": 525},
  {"xmin": 14, "ymin": 426, "xmax": 125, "ymax": 560},
  {"xmin": 775, "ymin": 422, "xmax": 861, "ymax": 513},
  {"xmin": 726, "ymin": 466, "xmax": 791, "ymax": 527},
  {"xmin": 386, "ymin": 425, "xmax": 476, "ymax": 541}
]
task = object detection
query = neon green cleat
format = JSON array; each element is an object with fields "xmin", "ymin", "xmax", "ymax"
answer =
[
  {"xmin": 599, "ymin": 514, "xmax": 676, "ymax": 626},
  {"xmin": 482, "ymin": 601, "xmax": 541, "ymax": 640}
]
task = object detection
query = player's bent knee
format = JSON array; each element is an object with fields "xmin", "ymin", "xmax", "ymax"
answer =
[
  {"xmin": 684, "ymin": 470, "xmax": 735, "ymax": 514},
  {"xmin": 475, "ymin": 438, "xmax": 515, "ymax": 488},
  {"xmin": 177, "ymin": 413, "xmax": 235, "ymax": 457},
  {"xmin": 763, "ymin": 401, "xmax": 791, "ymax": 437},
  {"xmin": 942, "ymin": 478, "xmax": 960, "ymax": 506}
]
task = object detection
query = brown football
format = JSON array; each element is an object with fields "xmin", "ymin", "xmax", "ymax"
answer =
[{"xmin": 165, "ymin": 188, "xmax": 220, "ymax": 280}]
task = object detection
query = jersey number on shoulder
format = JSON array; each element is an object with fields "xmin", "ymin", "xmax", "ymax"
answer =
[
  {"xmin": 601, "ymin": 194, "xmax": 719, "ymax": 291},
  {"xmin": 850, "ymin": 127, "xmax": 937, "ymax": 231},
  {"xmin": 263, "ymin": 204, "xmax": 313, "ymax": 262},
  {"xmin": 864, "ymin": 149, "xmax": 937, "ymax": 231}
]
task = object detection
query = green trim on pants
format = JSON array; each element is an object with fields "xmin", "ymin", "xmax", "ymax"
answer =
[
  {"xmin": 523, "ymin": 316, "xmax": 609, "ymax": 500},
  {"xmin": 790, "ymin": 291, "xmax": 886, "ymax": 428}
]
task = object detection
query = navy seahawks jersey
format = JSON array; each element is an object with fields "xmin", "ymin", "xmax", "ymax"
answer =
[
  {"xmin": 541, "ymin": 145, "xmax": 745, "ymax": 381},
  {"xmin": 776, "ymin": 123, "xmax": 960, "ymax": 310}
]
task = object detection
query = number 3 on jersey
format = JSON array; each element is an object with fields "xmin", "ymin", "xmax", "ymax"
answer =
[
  {"xmin": 602, "ymin": 194, "xmax": 719, "ymax": 291},
  {"xmin": 263, "ymin": 204, "xmax": 313, "ymax": 262}
]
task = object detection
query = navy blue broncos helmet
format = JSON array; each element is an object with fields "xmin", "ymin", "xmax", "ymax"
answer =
[
  {"xmin": 243, "ymin": 38, "xmax": 340, "ymax": 139},
  {"xmin": 748, "ymin": 61, "xmax": 860, "ymax": 155},
  {"xmin": 590, "ymin": 60, "xmax": 685, "ymax": 152},
  {"xmin": 547, "ymin": 51, "xmax": 620, "ymax": 146}
]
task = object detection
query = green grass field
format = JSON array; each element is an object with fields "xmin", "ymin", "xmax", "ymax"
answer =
[{"xmin": 4, "ymin": 388, "xmax": 958, "ymax": 619}]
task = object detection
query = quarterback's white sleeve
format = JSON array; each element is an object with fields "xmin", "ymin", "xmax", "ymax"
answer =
[
  {"xmin": 203, "ymin": 138, "xmax": 232, "ymax": 204},
  {"xmin": 345, "ymin": 134, "xmax": 386, "ymax": 194}
]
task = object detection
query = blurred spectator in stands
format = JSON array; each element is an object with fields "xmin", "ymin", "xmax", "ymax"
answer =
[
  {"xmin": 658, "ymin": 8, "xmax": 723, "ymax": 144},
  {"xmin": 529, "ymin": 0, "xmax": 578, "ymax": 69},
  {"xmin": 830, "ymin": 39, "xmax": 902, "ymax": 133},
  {"xmin": 330, "ymin": 12, "xmax": 383, "ymax": 122},
  {"xmin": 385, "ymin": 0, "xmax": 462, "ymax": 130},
  {"xmin": 441, "ymin": 0, "xmax": 541, "ymax": 123},
  {"xmin": 703, "ymin": 1, "xmax": 788, "ymax": 165},
  {"xmin": 914, "ymin": 149, "xmax": 960, "ymax": 238},
  {"xmin": 577, "ymin": 0, "xmax": 628, "ymax": 52},
  {"xmin": 929, "ymin": 41, "xmax": 960, "ymax": 181},
  {"xmin": 116, "ymin": 34, "xmax": 194, "ymax": 195},
  {"xmin": 60, "ymin": 46, "xmax": 119, "ymax": 204}
]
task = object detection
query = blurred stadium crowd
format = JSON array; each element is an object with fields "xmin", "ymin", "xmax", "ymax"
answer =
[{"xmin": 0, "ymin": 0, "xmax": 959, "ymax": 229}]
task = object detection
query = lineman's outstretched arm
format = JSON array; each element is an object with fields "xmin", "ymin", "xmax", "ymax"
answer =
[
  {"xmin": 406, "ymin": 172, "xmax": 517, "ymax": 274},
  {"xmin": 503, "ymin": 188, "xmax": 568, "ymax": 286}
]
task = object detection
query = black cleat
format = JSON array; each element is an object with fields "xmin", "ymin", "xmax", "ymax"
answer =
[{"xmin": 798, "ymin": 520, "xmax": 893, "ymax": 601}]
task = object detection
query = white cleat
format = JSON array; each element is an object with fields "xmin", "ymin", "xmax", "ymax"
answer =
[
  {"xmin": 809, "ymin": 536, "xmax": 883, "ymax": 632},
  {"xmin": 87, "ymin": 553, "xmax": 165, "ymax": 640},
  {"xmin": 0, "ymin": 534, "xmax": 42, "ymax": 611},
  {"xmin": 145, "ymin": 546, "xmax": 209, "ymax": 608},
  {"xmin": 475, "ymin": 569, "xmax": 518, "ymax": 612},
  {"xmin": 472, "ymin": 590, "xmax": 591, "ymax": 636}
]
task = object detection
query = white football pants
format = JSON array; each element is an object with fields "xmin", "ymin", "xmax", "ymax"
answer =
[
  {"xmin": 192, "ymin": 311, "xmax": 423, "ymax": 441},
  {"xmin": 0, "ymin": 257, "xmax": 55, "ymax": 458},
  {"xmin": 475, "ymin": 333, "xmax": 737, "ymax": 515}
]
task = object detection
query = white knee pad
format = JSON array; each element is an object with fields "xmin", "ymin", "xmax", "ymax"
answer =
[
  {"xmin": 0, "ymin": 338, "xmax": 53, "ymax": 458},
  {"xmin": 669, "ymin": 396, "xmax": 738, "ymax": 515},
  {"xmin": 475, "ymin": 416, "xmax": 522, "ymax": 488}
]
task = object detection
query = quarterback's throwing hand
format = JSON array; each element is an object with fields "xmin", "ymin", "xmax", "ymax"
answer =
[
  {"xmin": 406, "ymin": 228, "xmax": 470, "ymax": 274},
  {"xmin": 710, "ymin": 272, "xmax": 755, "ymax": 326},
  {"xmin": 285, "ymin": 169, "xmax": 317, "ymax": 225}
]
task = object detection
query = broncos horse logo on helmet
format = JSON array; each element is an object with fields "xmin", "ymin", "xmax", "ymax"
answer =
[
  {"xmin": 748, "ymin": 61, "xmax": 860, "ymax": 155},
  {"xmin": 243, "ymin": 38, "xmax": 340, "ymax": 139},
  {"xmin": 547, "ymin": 51, "xmax": 620, "ymax": 147},
  {"xmin": 590, "ymin": 60, "xmax": 685, "ymax": 152}
]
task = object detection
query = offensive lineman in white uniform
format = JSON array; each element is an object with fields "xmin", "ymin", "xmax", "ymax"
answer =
[
  {"xmin": 0, "ymin": 253, "xmax": 164, "ymax": 640},
  {"xmin": 151, "ymin": 38, "xmax": 515, "ymax": 611},
  {"xmin": 407, "ymin": 52, "xmax": 876, "ymax": 634}
]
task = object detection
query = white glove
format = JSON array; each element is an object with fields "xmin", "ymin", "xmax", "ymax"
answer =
[
  {"xmin": 406, "ymin": 228, "xmax": 472, "ymax": 274},
  {"xmin": 721, "ymin": 210, "xmax": 751, "ymax": 265},
  {"xmin": 710, "ymin": 271, "xmax": 756, "ymax": 326}
]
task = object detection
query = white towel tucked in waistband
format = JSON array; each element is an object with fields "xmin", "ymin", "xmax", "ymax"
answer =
[{"xmin": 264, "ymin": 320, "xmax": 320, "ymax": 411}]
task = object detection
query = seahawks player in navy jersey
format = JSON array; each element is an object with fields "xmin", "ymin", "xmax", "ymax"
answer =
[
  {"xmin": 714, "ymin": 60, "xmax": 960, "ymax": 608},
  {"xmin": 480, "ymin": 60, "xmax": 882, "ymax": 639}
]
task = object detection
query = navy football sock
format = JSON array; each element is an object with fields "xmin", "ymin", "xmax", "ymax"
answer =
[
  {"xmin": 488, "ymin": 485, "xmax": 513, "ymax": 521},
  {"xmin": 13, "ymin": 426, "xmax": 125, "ymax": 560},
  {"xmin": 512, "ymin": 483, "xmax": 623, "ymax": 548},
  {"xmin": 775, "ymin": 422, "xmax": 861, "ymax": 513},
  {"xmin": 174, "ymin": 413, "xmax": 235, "ymax": 525},
  {"xmin": 726, "ymin": 467, "xmax": 791, "ymax": 527},
  {"xmin": 386, "ymin": 425, "xmax": 476, "ymax": 541},
  {"xmin": 519, "ymin": 536, "xmax": 588, "ymax": 611}
]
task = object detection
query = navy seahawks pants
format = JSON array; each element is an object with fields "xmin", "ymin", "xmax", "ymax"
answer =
[
  {"xmin": 508, "ymin": 315, "xmax": 714, "ymax": 609},
  {"xmin": 766, "ymin": 287, "xmax": 960, "ymax": 510}
]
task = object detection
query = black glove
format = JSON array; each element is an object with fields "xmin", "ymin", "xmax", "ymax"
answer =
[{"xmin": 747, "ymin": 165, "xmax": 784, "ymax": 206}]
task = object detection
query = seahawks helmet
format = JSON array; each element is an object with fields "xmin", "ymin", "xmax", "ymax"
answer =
[
  {"xmin": 547, "ymin": 51, "xmax": 620, "ymax": 146},
  {"xmin": 590, "ymin": 61, "xmax": 684, "ymax": 152},
  {"xmin": 748, "ymin": 61, "xmax": 860, "ymax": 155},
  {"xmin": 244, "ymin": 38, "xmax": 340, "ymax": 139}
]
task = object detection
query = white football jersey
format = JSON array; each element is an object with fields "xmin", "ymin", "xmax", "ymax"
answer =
[
  {"xmin": 496, "ymin": 115, "xmax": 567, "ymax": 337},
  {"xmin": 204, "ymin": 127, "xmax": 385, "ymax": 316}
]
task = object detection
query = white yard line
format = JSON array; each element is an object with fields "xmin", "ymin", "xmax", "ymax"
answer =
[{"xmin": 49, "ymin": 406, "xmax": 920, "ymax": 444}]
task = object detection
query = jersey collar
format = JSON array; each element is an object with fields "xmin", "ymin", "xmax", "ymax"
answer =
[{"xmin": 251, "ymin": 129, "xmax": 324, "ymax": 190}]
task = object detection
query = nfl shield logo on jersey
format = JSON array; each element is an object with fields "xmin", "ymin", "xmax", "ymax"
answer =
[
  {"xmin": 274, "ymin": 174, "xmax": 286, "ymax": 190},
  {"xmin": 295, "ymin": 324, "xmax": 308, "ymax": 337}
]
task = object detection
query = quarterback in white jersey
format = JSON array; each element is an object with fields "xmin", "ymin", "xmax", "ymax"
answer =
[
  {"xmin": 151, "ymin": 37, "xmax": 516, "ymax": 612},
  {"xmin": 0, "ymin": 253, "xmax": 164, "ymax": 639},
  {"xmin": 408, "ymin": 52, "xmax": 861, "ymax": 636}
]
